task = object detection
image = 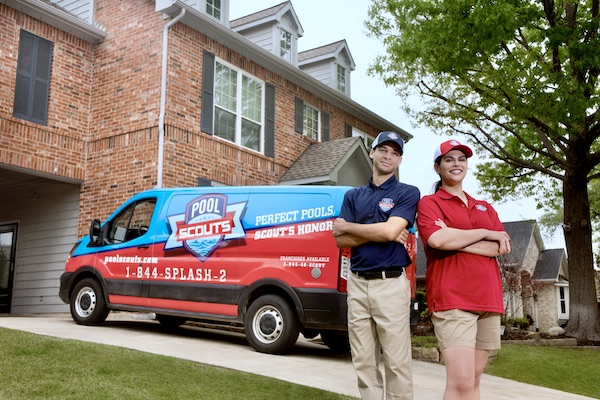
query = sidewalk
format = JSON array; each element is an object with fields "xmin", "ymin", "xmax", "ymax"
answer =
[{"xmin": 0, "ymin": 314, "xmax": 595, "ymax": 400}]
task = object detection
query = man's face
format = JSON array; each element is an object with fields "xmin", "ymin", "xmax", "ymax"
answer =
[{"xmin": 370, "ymin": 143, "xmax": 402, "ymax": 175}]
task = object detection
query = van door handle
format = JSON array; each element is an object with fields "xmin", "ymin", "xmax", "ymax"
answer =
[{"xmin": 138, "ymin": 244, "xmax": 150, "ymax": 249}]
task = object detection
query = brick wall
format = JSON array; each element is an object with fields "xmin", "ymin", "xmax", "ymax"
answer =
[
  {"xmin": 2, "ymin": 1, "xmax": 384, "ymax": 238},
  {"xmin": 536, "ymin": 282, "xmax": 560, "ymax": 331},
  {"xmin": 77, "ymin": 0, "xmax": 381, "ymax": 233},
  {"xmin": 0, "ymin": 4, "xmax": 92, "ymax": 182}
]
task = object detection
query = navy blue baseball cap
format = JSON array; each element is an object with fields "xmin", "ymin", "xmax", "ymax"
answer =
[{"xmin": 371, "ymin": 131, "xmax": 404, "ymax": 154}]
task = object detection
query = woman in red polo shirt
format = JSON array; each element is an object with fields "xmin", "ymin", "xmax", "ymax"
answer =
[{"xmin": 417, "ymin": 139, "xmax": 511, "ymax": 400}]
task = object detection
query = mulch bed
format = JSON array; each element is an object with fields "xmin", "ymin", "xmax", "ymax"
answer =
[
  {"xmin": 415, "ymin": 323, "xmax": 600, "ymax": 346},
  {"xmin": 502, "ymin": 330, "xmax": 600, "ymax": 346}
]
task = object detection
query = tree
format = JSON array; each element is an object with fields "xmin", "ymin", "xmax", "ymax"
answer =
[
  {"xmin": 366, "ymin": 0, "xmax": 600, "ymax": 340},
  {"xmin": 539, "ymin": 179, "xmax": 600, "ymax": 266}
]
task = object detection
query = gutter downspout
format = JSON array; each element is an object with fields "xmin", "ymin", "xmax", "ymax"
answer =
[{"xmin": 157, "ymin": 8, "xmax": 185, "ymax": 188}]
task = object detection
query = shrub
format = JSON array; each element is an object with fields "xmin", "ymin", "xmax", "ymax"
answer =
[{"xmin": 513, "ymin": 317, "xmax": 530, "ymax": 330}]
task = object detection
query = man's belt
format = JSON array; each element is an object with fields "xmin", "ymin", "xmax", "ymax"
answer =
[{"xmin": 353, "ymin": 268, "xmax": 404, "ymax": 280}]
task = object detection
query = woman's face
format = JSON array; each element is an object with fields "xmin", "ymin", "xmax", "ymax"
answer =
[{"xmin": 434, "ymin": 149, "xmax": 468, "ymax": 185}]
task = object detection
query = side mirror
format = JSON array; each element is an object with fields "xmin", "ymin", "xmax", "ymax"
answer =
[{"xmin": 90, "ymin": 219, "xmax": 102, "ymax": 244}]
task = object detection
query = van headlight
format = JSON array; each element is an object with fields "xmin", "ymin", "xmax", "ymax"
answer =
[{"xmin": 68, "ymin": 241, "xmax": 81, "ymax": 258}]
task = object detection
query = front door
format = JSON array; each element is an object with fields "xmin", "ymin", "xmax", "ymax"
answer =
[{"xmin": 0, "ymin": 223, "xmax": 17, "ymax": 313}]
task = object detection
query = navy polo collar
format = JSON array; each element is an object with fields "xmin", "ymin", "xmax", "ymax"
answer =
[{"xmin": 368, "ymin": 175, "xmax": 398, "ymax": 190}]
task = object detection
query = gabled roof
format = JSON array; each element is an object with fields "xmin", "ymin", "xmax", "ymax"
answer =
[
  {"xmin": 230, "ymin": 1, "xmax": 304, "ymax": 36},
  {"xmin": 278, "ymin": 137, "xmax": 371, "ymax": 186},
  {"xmin": 533, "ymin": 248, "xmax": 567, "ymax": 281},
  {"xmin": 298, "ymin": 40, "xmax": 356, "ymax": 70},
  {"xmin": 499, "ymin": 220, "xmax": 544, "ymax": 266}
]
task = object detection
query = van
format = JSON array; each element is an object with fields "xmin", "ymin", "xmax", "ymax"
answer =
[{"xmin": 59, "ymin": 186, "xmax": 416, "ymax": 354}]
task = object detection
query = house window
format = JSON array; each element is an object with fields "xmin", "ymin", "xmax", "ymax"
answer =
[
  {"xmin": 214, "ymin": 60, "xmax": 263, "ymax": 152},
  {"xmin": 352, "ymin": 127, "xmax": 375, "ymax": 149},
  {"xmin": 294, "ymin": 97, "xmax": 329, "ymax": 142},
  {"xmin": 303, "ymin": 103, "xmax": 320, "ymax": 141},
  {"xmin": 206, "ymin": 0, "xmax": 221, "ymax": 20},
  {"xmin": 557, "ymin": 285, "xmax": 569, "ymax": 319},
  {"xmin": 337, "ymin": 65, "xmax": 346, "ymax": 93},
  {"xmin": 13, "ymin": 30, "xmax": 53, "ymax": 125},
  {"xmin": 280, "ymin": 29, "xmax": 292, "ymax": 62}
]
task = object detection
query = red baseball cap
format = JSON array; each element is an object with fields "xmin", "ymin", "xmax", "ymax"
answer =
[{"xmin": 434, "ymin": 139, "xmax": 473, "ymax": 162}]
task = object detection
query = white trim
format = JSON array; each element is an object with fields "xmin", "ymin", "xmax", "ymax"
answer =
[
  {"xmin": 2, "ymin": 0, "xmax": 106, "ymax": 43},
  {"xmin": 213, "ymin": 57, "xmax": 266, "ymax": 154},
  {"xmin": 556, "ymin": 284, "xmax": 569, "ymax": 320},
  {"xmin": 302, "ymin": 102, "xmax": 321, "ymax": 142}
]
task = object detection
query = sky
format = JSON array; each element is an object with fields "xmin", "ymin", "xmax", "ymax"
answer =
[{"xmin": 230, "ymin": 0, "xmax": 565, "ymax": 248}]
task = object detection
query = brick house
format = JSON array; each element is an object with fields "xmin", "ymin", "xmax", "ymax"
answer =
[
  {"xmin": 416, "ymin": 220, "xmax": 570, "ymax": 332},
  {"xmin": 0, "ymin": 0, "xmax": 411, "ymax": 314}
]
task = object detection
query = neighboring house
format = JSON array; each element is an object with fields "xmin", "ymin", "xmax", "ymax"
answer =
[
  {"xmin": 415, "ymin": 220, "xmax": 570, "ymax": 332},
  {"xmin": 0, "ymin": 0, "xmax": 411, "ymax": 314}
]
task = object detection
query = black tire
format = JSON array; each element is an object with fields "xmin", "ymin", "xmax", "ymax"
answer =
[
  {"xmin": 70, "ymin": 278, "xmax": 109, "ymax": 325},
  {"xmin": 155, "ymin": 314, "xmax": 187, "ymax": 328},
  {"xmin": 320, "ymin": 331, "xmax": 351, "ymax": 353},
  {"xmin": 244, "ymin": 294, "xmax": 299, "ymax": 354}
]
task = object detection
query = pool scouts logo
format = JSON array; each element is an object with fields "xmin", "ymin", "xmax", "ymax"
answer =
[
  {"xmin": 379, "ymin": 198, "xmax": 394, "ymax": 212},
  {"xmin": 165, "ymin": 194, "xmax": 247, "ymax": 261}
]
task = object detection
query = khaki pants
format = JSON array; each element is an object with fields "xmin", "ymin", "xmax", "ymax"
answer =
[{"xmin": 347, "ymin": 271, "xmax": 413, "ymax": 400}]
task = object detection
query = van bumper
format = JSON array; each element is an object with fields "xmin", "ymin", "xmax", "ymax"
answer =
[
  {"xmin": 58, "ymin": 272, "xmax": 73, "ymax": 303},
  {"xmin": 295, "ymin": 289, "xmax": 348, "ymax": 331}
]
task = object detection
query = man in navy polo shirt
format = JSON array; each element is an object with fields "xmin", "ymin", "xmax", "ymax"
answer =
[{"xmin": 333, "ymin": 131, "xmax": 420, "ymax": 400}]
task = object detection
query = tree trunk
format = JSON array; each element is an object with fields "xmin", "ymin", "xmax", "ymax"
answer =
[{"xmin": 562, "ymin": 169, "xmax": 600, "ymax": 341}]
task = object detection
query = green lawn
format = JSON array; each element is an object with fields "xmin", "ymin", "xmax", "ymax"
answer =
[
  {"xmin": 1, "ymin": 327, "xmax": 598, "ymax": 399},
  {"xmin": 0, "ymin": 328, "xmax": 355, "ymax": 400},
  {"xmin": 485, "ymin": 344, "xmax": 600, "ymax": 399}
]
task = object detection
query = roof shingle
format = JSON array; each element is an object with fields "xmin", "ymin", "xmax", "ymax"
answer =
[{"xmin": 279, "ymin": 137, "xmax": 362, "ymax": 182}]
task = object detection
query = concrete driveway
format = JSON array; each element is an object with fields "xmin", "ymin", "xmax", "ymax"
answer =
[{"xmin": 0, "ymin": 314, "xmax": 595, "ymax": 400}]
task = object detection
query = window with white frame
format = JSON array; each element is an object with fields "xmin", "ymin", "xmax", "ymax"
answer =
[
  {"xmin": 206, "ymin": 0, "xmax": 221, "ymax": 20},
  {"xmin": 337, "ymin": 65, "xmax": 346, "ymax": 93},
  {"xmin": 557, "ymin": 285, "xmax": 569, "ymax": 319},
  {"xmin": 352, "ymin": 127, "xmax": 375, "ymax": 149},
  {"xmin": 214, "ymin": 61, "xmax": 263, "ymax": 152},
  {"xmin": 294, "ymin": 97, "xmax": 328, "ymax": 142},
  {"xmin": 303, "ymin": 104, "xmax": 320, "ymax": 141},
  {"xmin": 280, "ymin": 29, "xmax": 292, "ymax": 62}
]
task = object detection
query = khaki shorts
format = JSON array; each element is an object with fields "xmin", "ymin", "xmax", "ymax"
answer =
[{"xmin": 432, "ymin": 309, "xmax": 501, "ymax": 351}]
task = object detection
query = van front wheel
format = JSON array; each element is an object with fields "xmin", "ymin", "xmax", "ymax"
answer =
[
  {"xmin": 70, "ymin": 278, "xmax": 109, "ymax": 325},
  {"xmin": 245, "ymin": 294, "xmax": 299, "ymax": 354}
]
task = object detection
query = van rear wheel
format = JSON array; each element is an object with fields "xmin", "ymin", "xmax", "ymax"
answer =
[
  {"xmin": 245, "ymin": 294, "xmax": 299, "ymax": 354},
  {"xmin": 70, "ymin": 278, "xmax": 109, "ymax": 325},
  {"xmin": 320, "ymin": 331, "xmax": 351, "ymax": 353}
]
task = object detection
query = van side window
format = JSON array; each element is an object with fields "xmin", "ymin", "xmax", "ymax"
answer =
[{"xmin": 108, "ymin": 199, "xmax": 156, "ymax": 243}]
